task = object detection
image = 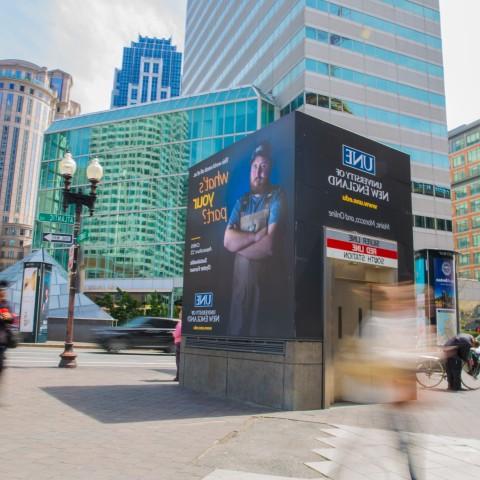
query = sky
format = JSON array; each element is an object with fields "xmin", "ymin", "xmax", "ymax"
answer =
[{"xmin": 0, "ymin": 0, "xmax": 478, "ymax": 131}]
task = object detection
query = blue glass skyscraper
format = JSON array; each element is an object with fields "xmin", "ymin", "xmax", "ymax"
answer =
[{"xmin": 111, "ymin": 36, "xmax": 182, "ymax": 108}]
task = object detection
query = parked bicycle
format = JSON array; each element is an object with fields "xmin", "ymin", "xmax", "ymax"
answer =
[{"xmin": 416, "ymin": 354, "xmax": 480, "ymax": 390}]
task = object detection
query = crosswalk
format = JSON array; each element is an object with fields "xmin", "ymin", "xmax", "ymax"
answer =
[
  {"xmin": 202, "ymin": 424, "xmax": 480, "ymax": 480},
  {"xmin": 5, "ymin": 347, "xmax": 176, "ymax": 368}
]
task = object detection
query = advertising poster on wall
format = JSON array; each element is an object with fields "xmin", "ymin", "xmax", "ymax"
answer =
[
  {"xmin": 183, "ymin": 116, "xmax": 295, "ymax": 338},
  {"xmin": 433, "ymin": 256, "xmax": 457, "ymax": 344},
  {"xmin": 37, "ymin": 266, "xmax": 51, "ymax": 342},
  {"xmin": 20, "ymin": 266, "xmax": 39, "ymax": 333},
  {"xmin": 414, "ymin": 255, "xmax": 429, "ymax": 344}
]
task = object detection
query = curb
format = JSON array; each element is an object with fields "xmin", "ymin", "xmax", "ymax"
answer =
[{"xmin": 18, "ymin": 342, "xmax": 99, "ymax": 349}]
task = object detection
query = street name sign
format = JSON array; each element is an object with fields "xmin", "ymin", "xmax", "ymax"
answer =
[
  {"xmin": 38, "ymin": 212, "xmax": 74, "ymax": 224},
  {"xmin": 42, "ymin": 232, "xmax": 73, "ymax": 244},
  {"xmin": 77, "ymin": 230, "xmax": 90, "ymax": 243}
]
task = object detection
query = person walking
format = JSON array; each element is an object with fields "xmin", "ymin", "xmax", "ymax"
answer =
[
  {"xmin": 0, "ymin": 280, "xmax": 14, "ymax": 378},
  {"xmin": 173, "ymin": 300, "xmax": 182, "ymax": 382},
  {"xmin": 444, "ymin": 333, "xmax": 479, "ymax": 391}
]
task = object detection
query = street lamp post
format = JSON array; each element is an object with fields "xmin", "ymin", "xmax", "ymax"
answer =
[{"xmin": 58, "ymin": 152, "xmax": 103, "ymax": 368}]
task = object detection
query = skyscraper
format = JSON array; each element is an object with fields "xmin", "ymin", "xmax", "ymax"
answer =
[
  {"xmin": 0, "ymin": 59, "xmax": 80, "ymax": 270},
  {"xmin": 111, "ymin": 36, "xmax": 182, "ymax": 108},
  {"xmin": 449, "ymin": 120, "xmax": 480, "ymax": 280},
  {"xmin": 183, "ymin": 0, "xmax": 452, "ymax": 252}
]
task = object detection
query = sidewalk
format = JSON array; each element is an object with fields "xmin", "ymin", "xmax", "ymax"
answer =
[{"xmin": 1, "ymin": 354, "xmax": 479, "ymax": 480}]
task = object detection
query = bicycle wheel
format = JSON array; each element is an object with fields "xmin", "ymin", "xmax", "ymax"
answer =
[
  {"xmin": 416, "ymin": 358, "xmax": 444, "ymax": 388},
  {"xmin": 461, "ymin": 362, "xmax": 480, "ymax": 390}
]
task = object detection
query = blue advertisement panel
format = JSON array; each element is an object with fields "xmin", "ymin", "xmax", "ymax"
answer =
[
  {"xmin": 433, "ymin": 256, "xmax": 457, "ymax": 344},
  {"xmin": 414, "ymin": 255, "xmax": 429, "ymax": 342},
  {"xmin": 36, "ymin": 265, "xmax": 51, "ymax": 342}
]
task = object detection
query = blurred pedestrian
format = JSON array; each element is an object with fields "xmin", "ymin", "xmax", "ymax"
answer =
[
  {"xmin": 173, "ymin": 300, "xmax": 182, "ymax": 382},
  {"xmin": 444, "ymin": 333, "xmax": 479, "ymax": 391},
  {"xmin": 335, "ymin": 282, "xmax": 420, "ymax": 479},
  {"xmin": 0, "ymin": 280, "xmax": 14, "ymax": 377}
]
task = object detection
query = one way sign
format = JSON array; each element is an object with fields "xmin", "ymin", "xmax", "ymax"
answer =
[{"xmin": 42, "ymin": 232, "xmax": 73, "ymax": 244}]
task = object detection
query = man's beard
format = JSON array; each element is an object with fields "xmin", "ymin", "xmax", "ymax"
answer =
[{"xmin": 250, "ymin": 179, "xmax": 271, "ymax": 195}]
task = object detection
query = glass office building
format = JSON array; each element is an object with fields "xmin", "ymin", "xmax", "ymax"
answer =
[
  {"xmin": 111, "ymin": 36, "xmax": 182, "ymax": 108},
  {"xmin": 33, "ymin": 87, "xmax": 275, "ymax": 294},
  {"xmin": 183, "ymin": 0, "xmax": 452, "ymax": 252}
]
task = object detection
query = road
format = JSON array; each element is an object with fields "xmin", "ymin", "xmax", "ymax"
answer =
[{"xmin": 6, "ymin": 346, "xmax": 177, "ymax": 369}]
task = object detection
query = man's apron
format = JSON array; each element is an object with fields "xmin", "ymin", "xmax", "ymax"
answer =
[{"xmin": 229, "ymin": 197, "xmax": 271, "ymax": 337}]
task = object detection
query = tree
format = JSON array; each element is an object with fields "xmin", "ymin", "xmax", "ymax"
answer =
[
  {"xmin": 144, "ymin": 291, "xmax": 168, "ymax": 317},
  {"xmin": 95, "ymin": 289, "xmax": 142, "ymax": 324}
]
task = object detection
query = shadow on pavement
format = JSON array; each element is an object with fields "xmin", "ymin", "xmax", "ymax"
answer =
[{"xmin": 42, "ymin": 383, "xmax": 274, "ymax": 424}]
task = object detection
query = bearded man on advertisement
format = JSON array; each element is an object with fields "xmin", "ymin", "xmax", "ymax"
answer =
[{"xmin": 224, "ymin": 143, "xmax": 285, "ymax": 337}]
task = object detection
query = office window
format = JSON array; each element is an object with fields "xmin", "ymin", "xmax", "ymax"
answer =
[
  {"xmin": 454, "ymin": 186, "xmax": 468, "ymax": 199},
  {"xmin": 153, "ymin": 63, "xmax": 159, "ymax": 74},
  {"xmin": 412, "ymin": 182, "xmax": 423, "ymax": 194},
  {"xmin": 472, "ymin": 199, "xmax": 480, "ymax": 212},
  {"xmin": 414, "ymin": 216, "xmax": 425, "ymax": 228},
  {"xmin": 435, "ymin": 186, "xmax": 451, "ymax": 199},
  {"xmin": 453, "ymin": 170, "xmax": 466, "ymax": 182},
  {"xmin": 144, "ymin": 62, "xmax": 150, "ymax": 73},
  {"xmin": 470, "ymin": 164, "xmax": 480, "ymax": 179},
  {"xmin": 424, "ymin": 183, "xmax": 434, "ymax": 196},
  {"xmin": 468, "ymin": 147, "xmax": 480, "ymax": 163},
  {"xmin": 474, "ymin": 253, "xmax": 480, "ymax": 265},
  {"xmin": 457, "ymin": 236, "xmax": 470, "ymax": 249},
  {"xmin": 473, "ymin": 234, "xmax": 480, "ymax": 247},
  {"xmin": 459, "ymin": 253, "xmax": 470, "ymax": 266},
  {"xmin": 451, "ymin": 137, "xmax": 465, "ymax": 152},
  {"xmin": 456, "ymin": 202, "xmax": 468, "ymax": 215},
  {"xmin": 456, "ymin": 219, "xmax": 469, "ymax": 233},
  {"xmin": 467, "ymin": 131, "xmax": 480, "ymax": 146},
  {"xmin": 451, "ymin": 154, "xmax": 464, "ymax": 168},
  {"xmin": 471, "ymin": 181, "xmax": 480, "ymax": 195},
  {"xmin": 425, "ymin": 216, "xmax": 435, "ymax": 229},
  {"xmin": 472, "ymin": 216, "xmax": 480, "ymax": 229}
]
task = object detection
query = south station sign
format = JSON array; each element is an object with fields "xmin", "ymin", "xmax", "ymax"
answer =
[{"xmin": 325, "ymin": 227, "xmax": 398, "ymax": 268}]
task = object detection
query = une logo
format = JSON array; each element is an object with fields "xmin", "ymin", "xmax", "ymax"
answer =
[
  {"xmin": 194, "ymin": 292, "xmax": 213, "ymax": 307},
  {"xmin": 441, "ymin": 261, "xmax": 452, "ymax": 277},
  {"xmin": 342, "ymin": 145, "xmax": 376, "ymax": 176}
]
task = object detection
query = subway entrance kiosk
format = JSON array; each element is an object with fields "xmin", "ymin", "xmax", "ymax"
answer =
[{"xmin": 182, "ymin": 112, "xmax": 414, "ymax": 410}]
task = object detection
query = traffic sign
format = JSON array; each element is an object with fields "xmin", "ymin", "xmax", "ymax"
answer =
[
  {"xmin": 38, "ymin": 212, "xmax": 74, "ymax": 224},
  {"xmin": 77, "ymin": 230, "xmax": 90, "ymax": 243},
  {"xmin": 42, "ymin": 232, "xmax": 73, "ymax": 244}
]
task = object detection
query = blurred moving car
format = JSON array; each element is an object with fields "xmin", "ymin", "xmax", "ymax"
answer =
[{"xmin": 95, "ymin": 316, "xmax": 178, "ymax": 353}]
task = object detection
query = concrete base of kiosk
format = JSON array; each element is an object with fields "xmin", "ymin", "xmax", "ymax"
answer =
[{"xmin": 181, "ymin": 340, "xmax": 323, "ymax": 410}]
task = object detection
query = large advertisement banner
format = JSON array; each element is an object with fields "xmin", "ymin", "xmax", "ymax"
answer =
[
  {"xmin": 183, "ymin": 116, "xmax": 295, "ymax": 338},
  {"xmin": 20, "ymin": 266, "xmax": 38, "ymax": 333}
]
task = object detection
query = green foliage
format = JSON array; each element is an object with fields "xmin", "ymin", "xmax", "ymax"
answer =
[
  {"xmin": 96, "ymin": 288, "xmax": 142, "ymax": 324},
  {"xmin": 145, "ymin": 292, "xmax": 169, "ymax": 317}
]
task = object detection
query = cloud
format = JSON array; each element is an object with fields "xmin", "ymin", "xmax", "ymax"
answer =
[{"xmin": 0, "ymin": 0, "xmax": 186, "ymax": 113}]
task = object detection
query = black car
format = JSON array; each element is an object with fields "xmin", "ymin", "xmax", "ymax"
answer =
[{"xmin": 95, "ymin": 316, "xmax": 178, "ymax": 353}]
